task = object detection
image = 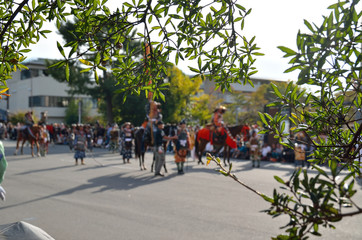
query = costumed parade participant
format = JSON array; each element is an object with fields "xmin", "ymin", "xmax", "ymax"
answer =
[
  {"xmin": 0, "ymin": 140, "xmax": 8, "ymax": 201},
  {"xmin": 121, "ymin": 122, "xmax": 133, "ymax": 164},
  {"xmin": 74, "ymin": 125, "xmax": 87, "ymax": 165},
  {"xmin": 249, "ymin": 131, "xmax": 260, "ymax": 168},
  {"xmin": 24, "ymin": 111, "xmax": 36, "ymax": 138},
  {"xmin": 154, "ymin": 121, "xmax": 177, "ymax": 177},
  {"xmin": 211, "ymin": 106, "xmax": 227, "ymax": 143},
  {"xmin": 174, "ymin": 120, "xmax": 190, "ymax": 174},
  {"xmin": 212, "ymin": 106, "xmax": 226, "ymax": 130},
  {"xmin": 109, "ymin": 123, "xmax": 120, "ymax": 152},
  {"xmin": 142, "ymin": 98, "xmax": 162, "ymax": 144},
  {"xmin": 39, "ymin": 124, "xmax": 50, "ymax": 156}
]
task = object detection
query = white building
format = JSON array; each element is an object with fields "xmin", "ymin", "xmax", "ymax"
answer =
[
  {"xmin": 201, "ymin": 77, "xmax": 287, "ymax": 104},
  {"xmin": 0, "ymin": 58, "xmax": 99, "ymax": 123}
]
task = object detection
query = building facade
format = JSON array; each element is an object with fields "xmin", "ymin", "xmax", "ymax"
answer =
[
  {"xmin": 0, "ymin": 58, "xmax": 99, "ymax": 123},
  {"xmin": 201, "ymin": 77, "xmax": 287, "ymax": 104}
]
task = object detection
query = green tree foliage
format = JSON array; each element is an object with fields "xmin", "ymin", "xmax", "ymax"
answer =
[
  {"xmin": 162, "ymin": 66, "xmax": 202, "ymax": 123},
  {"xmin": 8, "ymin": 111, "xmax": 39, "ymax": 124},
  {"xmin": 47, "ymin": 21, "xmax": 143, "ymax": 123},
  {"xmin": 111, "ymin": 92, "xmax": 148, "ymax": 126},
  {"xmin": 223, "ymin": 81, "xmax": 304, "ymax": 126},
  {"xmin": 64, "ymin": 99, "xmax": 91, "ymax": 125},
  {"xmin": 190, "ymin": 94, "xmax": 213, "ymax": 125},
  {"xmin": 0, "ymin": 0, "xmax": 261, "ymax": 99},
  {"xmin": 2, "ymin": 0, "xmax": 361, "ymax": 239},
  {"xmin": 8, "ymin": 111, "xmax": 27, "ymax": 125},
  {"xmin": 223, "ymin": 91, "xmax": 248, "ymax": 125},
  {"xmin": 209, "ymin": 1, "xmax": 362, "ymax": 239},
  {"xmin": 189, "ymin": 93, "xmax": 223, "ymax": 126}
]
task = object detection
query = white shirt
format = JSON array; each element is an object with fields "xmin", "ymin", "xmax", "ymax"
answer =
[{"xmin": 261, "ymin": 145, "xmax": 271, "ymax": 157}]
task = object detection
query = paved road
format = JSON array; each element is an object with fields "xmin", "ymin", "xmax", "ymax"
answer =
[{"xmin": 0, "ymin": 140, "xmax": 362, "ymax": 240}]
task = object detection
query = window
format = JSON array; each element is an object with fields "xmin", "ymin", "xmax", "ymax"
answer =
[
  {"xmin": 21, "ymin": 68, "xmax": 40, "ymax": 80},
  {"xmin": 29, "ymin": 96, "xmax": 96, "ymax": 108},
  {"xmin": 29, "ymin": 96, "xmax": 69, "ymax": 108},
  {"xmin": 29, "ymin": 96, "xmax": 44, "ymax": 107},
  {"xmin": 21, "ymin": 70, "xmax": 31, "ymax": 80}
]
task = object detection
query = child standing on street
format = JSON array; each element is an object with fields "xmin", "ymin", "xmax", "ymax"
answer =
[{"xmin": 74, "ymin": 125, "xmax": 87, "ymax": 165}]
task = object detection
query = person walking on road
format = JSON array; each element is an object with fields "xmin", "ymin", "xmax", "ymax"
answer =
[
  {"xmin": 121, "ymin": 122, "xmax": 133, "ymax": 163},
  {"xmin": 174, "ymin": 120, "xmax": 190, "ymax": 174},
  {"xmin": 154, "ymin": 121, "xmax": 177, "ymax": 177}
]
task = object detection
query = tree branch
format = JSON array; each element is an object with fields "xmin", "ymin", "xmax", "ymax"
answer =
[{"xmin": 0, "ymin": 0, "xmax": 29, "ymax": 43}]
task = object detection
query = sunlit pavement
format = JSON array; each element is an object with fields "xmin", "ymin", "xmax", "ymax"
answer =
[{"xmin": 1, "ymin": 139, "xmax": 362, "ymax": 240}]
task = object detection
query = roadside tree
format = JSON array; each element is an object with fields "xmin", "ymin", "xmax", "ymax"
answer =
[{"xmin": 208, "ymin": 1, "xmax": 362, "ymax": 239}]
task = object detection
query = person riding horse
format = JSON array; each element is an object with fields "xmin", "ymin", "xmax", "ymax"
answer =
[
  {"xmin": 142, "ymin": 100, "xmax": 162, "ymax": 145},
  {"xmin": 24, "ymin": 111, "xmax": 36, "ymax": 139},
  {"xmin": 38, "ymin": 111, "xmax": 47, "ymax": 126},
  {"xmin": 211, "ymin": 106, "xmax": 227, "ymax": 144}
]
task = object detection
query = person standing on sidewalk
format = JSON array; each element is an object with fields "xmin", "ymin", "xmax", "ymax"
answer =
[
  {"xmin": 74, "ymin": 125, "xmax": 87, "ymax": 165},
  {"xmin": 249, "ymin": 131, "xmax": 260, "ymax": 168},
  {"xmin": 154, "ymin": 121, "xmax": 177, "ymax": 177}
]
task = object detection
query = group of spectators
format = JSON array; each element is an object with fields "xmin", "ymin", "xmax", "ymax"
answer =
[
  {"xmin": 229, "ymin": 125, "xmax": 314, "ymax": 168},
  {"xmin": 0, "ymin": 120, "xmax": 314, "ymax": 168},
  {"xmin": 0, "ymin": 121, "xmax": 118, "ymax": 149}
]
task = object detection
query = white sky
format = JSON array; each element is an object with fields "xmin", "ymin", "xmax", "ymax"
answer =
[{"xmin": 28, "ymin": 0, "xmax": 334, "ymax": 82}]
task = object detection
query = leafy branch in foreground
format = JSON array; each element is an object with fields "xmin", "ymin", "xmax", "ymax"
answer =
[
  {"xmin": 1, "ymin": 0, "xmax": 263, "ymax": 100},
  {"xmin": 206, "ymin": 153, "xmax": 362, "ymax": 239},
  {"xmin": 208, "ymin": 2, "xmax": 362, "ymax": 238}
]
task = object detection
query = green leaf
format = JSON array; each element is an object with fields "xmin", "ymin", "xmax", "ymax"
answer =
[
  {"xmin": 277, "ymin": 46, "xmax": 297, "ymax": 57},
  {"xmin": 260, "ymin": 193, "xmax": 274, "ymax": 203},
  {"xmin": 274, "ymin": 176, "xmax": 285, "ymax": 185},
  {"xmin": 79, "ymin": 59, "xmax": 93, "ymax": 66},
  {"xmin": 94, "ymin": 69, "xmax": 99, "ymax": 84},
  {"xmin": 258, "ymin": 112, "xmax": 269, "ymax": 127},
  {"xmin": 270, "ymin": 83, "xmax": 283, "ymax": 99},
  {"xmin": 219, "ymin": 170, "xmax": 229, "ymax": 176},
  {"xmin": 65, "ymin": 63, "xmax": 69, "ymax": 81},
  {"xmin": 57, "ymin": 41, "xmax": 65, "ymax": 57},
  {"xmin": 304, "ymin": 19, "xmax": 315, "ymax": 32}
]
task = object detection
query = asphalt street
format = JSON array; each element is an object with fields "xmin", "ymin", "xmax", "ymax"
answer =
[{"xmin": 1, "ymin": 140, "xmax": 362, "ymax": 240}]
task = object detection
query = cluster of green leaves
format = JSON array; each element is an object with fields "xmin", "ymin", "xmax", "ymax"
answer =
[
  {"xmin": 254, "ymin": 0, "xmax": 362, "ymax": 238},
  {"xmin": 0, "ymin": 0, "xmax": 68, "ymax": 88},
  {"xmin": 260, "ymin": 0, "xmax": 362, "ymax": 171},
  {"xmin": 46, "ymin": 0, "xmax": 262, "ymax": 98},
  {"xmin": 265, "ymin": 165, "xmax": 360, "ymax": 239},
  {"xmin": 162, "ymin": 65, "xmax": 202, "ymax": 123}
]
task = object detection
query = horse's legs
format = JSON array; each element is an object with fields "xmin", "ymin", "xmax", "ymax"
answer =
[
  {"xmin": 138, "ymin": 153, "xmax": 145, "ymax": 171},
  {"xmin": 142, "ymin": 153, "xmax": 146, "ymax": 170},
  {"xmin": 30, "ymin": 141, "xmax": 35, "ymax": 157},
  {"xmin": 223, "ymin": 146, "xmax": 230, "ymax": 166},
  {"xmin": 197, "ymin": 142, "xmax": 205, "ymax": 165},
  {"xmin": 14, "ymin": 139, "xmax": 20, "ymax": 155},
  {"xmin": 138, "ymin": 154, "xmax": 142, "ymax": 170},
  {"xmin": 21, "ymin": 139, "xmax": 26, "ymax": 155},
  {"xmin": 35, "ymin": 141, "xmax": 40, "ymax": 157}
]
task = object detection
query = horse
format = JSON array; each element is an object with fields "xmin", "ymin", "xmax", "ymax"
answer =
[
  {"xmin": 222, "ymin": 125, "xmax": 248, "ymax": 166},
  {"xmin": 134, "ymin": 127, "xmax": 147, "ymax": 170},
  {"xmin": 134, "ymin": 123, "xmax": 177, "ymax": 172},
  {"xmin": 195, "ymin": 124, "xmax": 245, "ymax": 166},
  {"xmin": 14, "ymin": 125, "xmax": 42, "ymax": 157}
]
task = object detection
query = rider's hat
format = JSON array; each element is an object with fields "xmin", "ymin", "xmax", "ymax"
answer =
[
  {"xmin": 179, "ymin": 119, "xmax": 186, "ymax": 125},
  {"xmin": 123, "ymin": 122, "xmax": 131, "ymax": 127},
  {"xmin": 214, "ymin": 105, "xmax": 227, "ymax": 113}
]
